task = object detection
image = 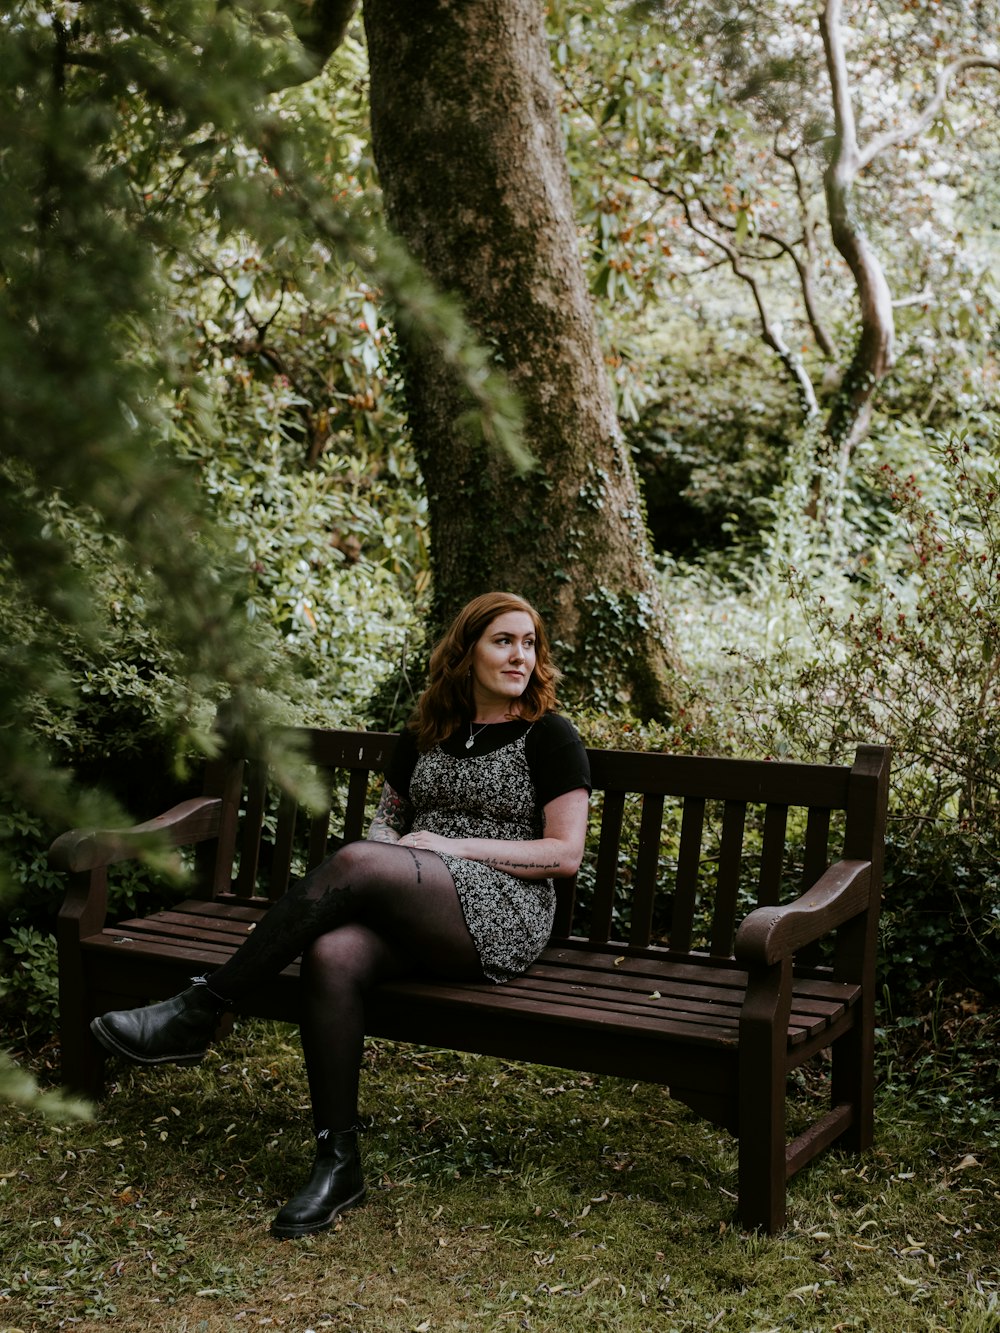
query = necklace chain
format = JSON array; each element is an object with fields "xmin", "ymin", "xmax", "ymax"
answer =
[{"xmin": 466, "ymin": 719, "xmax": 492, "ymax": 750}]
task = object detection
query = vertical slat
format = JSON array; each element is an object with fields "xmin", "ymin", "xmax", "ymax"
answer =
[
  {"xmin": 590, "ymin": 789, "xmax": 626, "ymax": 943},
  {"xmin": 194, "ymin": 754, "xmax": 245, "ymax": 899},
  {"xmin": 551, "ymin": 875, "xmax": 577, "ymax": 939},
  {"xmin": 268, "ymin": 791, "xmax": 298, "ymax": 901},
  {"xmin": 710, "ymin": 799, "xmax": 747, "ymax": 957},
  {"xmin": 343, "ymin": 768, "xmax": 373, "ymax": 841},
  {"xmin": 801, "ymin": 806, "xmax": 831, "ymax": 890},
  {"xmin": 234, "ymin": 760, "xmax": 268, "ymax": 898},
  {"xmin": 796, "ymin": 805, "xmax": 831, "ymax": 966},
  {"xmin": 670, "ymin": 796, "xmax": 705, "ymax": 952},
  {"xmin": 307, "ymin": 810, "xmax": 332, "ymax": 870},
  {"xmin": 628, "ymin": 793, "xmax": 665, "ymax": 948},
  {"xmin": 757, "ymin": 803, "xmax": 789, "ymax": 907}
]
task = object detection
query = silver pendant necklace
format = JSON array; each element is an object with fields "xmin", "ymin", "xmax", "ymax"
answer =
[{"xmin": 466, "ymin": 720, "xmax": 491, "ymax": 750}]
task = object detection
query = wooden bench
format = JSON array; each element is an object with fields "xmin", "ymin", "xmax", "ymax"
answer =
[{"xmin": 51, "ymin": 729, "xmax": 890, "ymax": 1233}]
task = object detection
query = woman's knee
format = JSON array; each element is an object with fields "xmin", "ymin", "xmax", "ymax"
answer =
[
  {"xmin": 325, "ymin": 838, "xmax": 391, "ymax": 887},
  {"xmin": 302, "ymin": 924, "xmax": 397, "ymax": 988}
]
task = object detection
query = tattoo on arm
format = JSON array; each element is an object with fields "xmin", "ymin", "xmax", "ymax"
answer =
[
  {"xmin": 484, "ymin": 857, "xmax": 561, "ymax": 871},
  {"xmin": 367, "ymin": 783, "xmax": 413, "ymax": 842}
]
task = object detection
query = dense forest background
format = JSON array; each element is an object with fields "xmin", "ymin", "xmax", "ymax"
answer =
[{"xmin": 1, "ymin": 0, "xmax": 998, "ymax": 1109}]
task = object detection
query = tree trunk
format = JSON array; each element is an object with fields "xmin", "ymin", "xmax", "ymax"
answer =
[
  {"xmin": 820, "ymin": 0, "xmax": 895, "ymax": 464},
  {"xmin": 363, "ymin": 0, "xmax": 678, "ymax": 715}
]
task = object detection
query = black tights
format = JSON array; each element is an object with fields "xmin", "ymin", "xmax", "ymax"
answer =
[{"xmin": 205, "ymin": 841, "xmax": 483, "ymax": 1133}]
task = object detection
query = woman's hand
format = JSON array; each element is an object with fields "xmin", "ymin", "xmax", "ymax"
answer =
[{"xmin": 397, "ymin": 830, "xmax": 457, "ymax": 855}]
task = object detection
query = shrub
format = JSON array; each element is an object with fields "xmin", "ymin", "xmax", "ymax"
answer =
[{"xmin": 728, "ymin": 421, "xmax": 1000, "ymax": 1001}]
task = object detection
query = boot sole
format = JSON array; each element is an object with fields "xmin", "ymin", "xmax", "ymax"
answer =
[
  {"xmin": 89, "ymin": 1017, "xmax": 206, "ymax": 1068},
  {"xmin": 270, "ymin": 1186, "xmax": 368, "ymax": 1240}
]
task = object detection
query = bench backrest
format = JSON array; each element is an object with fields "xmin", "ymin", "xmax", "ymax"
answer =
[{"xmin": 197, "ymin": 729, "xmax": 889, "ymax": 966}]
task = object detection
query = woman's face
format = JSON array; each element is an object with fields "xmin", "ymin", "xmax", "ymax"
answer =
[{"xmin": 470, "ymin": 611, "xmax": 537, "ymax": 715}]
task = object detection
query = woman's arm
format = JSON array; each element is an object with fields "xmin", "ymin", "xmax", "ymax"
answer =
[
  {"xmin": 366, "ymin": 782, "xmax": 414, "ymax": 843},
  {"xmin": 397, "ymin": 787, "xmax": 589, "ymax": 880}
]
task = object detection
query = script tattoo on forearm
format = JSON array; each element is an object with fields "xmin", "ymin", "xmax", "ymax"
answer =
[
  {"xmin": 484, "ymin": 857, "xmax": 561, "ymax": 872},
  {"xmin": 368, "ymin": 783, "xmax": 413, "ymax": 842}
]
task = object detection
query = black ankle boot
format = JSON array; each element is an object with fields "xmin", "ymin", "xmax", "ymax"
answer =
[
  {"xmin": 270, "ymin": 1128, "xmax": 367, "ymax": 1239},
  {"xmin": 90, "ymin": 980, "xmax": 225, "ymax": 1067}
]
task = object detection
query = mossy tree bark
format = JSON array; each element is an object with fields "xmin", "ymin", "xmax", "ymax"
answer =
[{"xmin": 364, "ymin": 0, "xmax": 678, "ymax": 716}]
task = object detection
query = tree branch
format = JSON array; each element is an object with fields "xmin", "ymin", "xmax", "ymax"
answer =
[
  {"xmin": 858, "ymin": 55, "xmax": 1000, "ymax": 170},
  {"xmin": 678, "ymin": 195, "xmax": 820, "ymax": 420},
  {"xmin": 774, "ymin": 140, "xmax": 837, "ymax": 357}
]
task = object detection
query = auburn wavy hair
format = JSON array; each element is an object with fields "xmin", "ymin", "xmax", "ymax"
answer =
[{"xmin": 412, "ymin": 592, "xmax": 561, "ymax": 751}]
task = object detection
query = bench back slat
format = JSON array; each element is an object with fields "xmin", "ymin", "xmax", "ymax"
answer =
[
  {"xmin": 589, "ymin": 788, "xmax": 626, "ymax": 943},
  {"xmin": 670, "ymin": 796, "xmax": 705, "ymax": 953},
  {"xmin": 711, "ymin": 799, "xmax": 748, "ymax": 957},
  {"xmin": 757, "ymin": 803, "xmax": 789, "ymax": 907},
  {"xmin": 269, "ymin": 791, "xmax": 298, "ymax": 901},
  {"xmin": 345, "ymin": 767, "xmax": 373, "ymax": 842},
  {"xmin": 307, "ymin": 790, "xmax": 333, "ymax": 870},
  {"xmin": 628, "ymin": 792, "xmax": 665, "ymax": 948},
  {"xmin": 802, "ymin": 805, "xmax": 832, "ymax": 890},
  {"xmin": 234, "ymin": 760, "xmax": 268, "ymax": 899}
]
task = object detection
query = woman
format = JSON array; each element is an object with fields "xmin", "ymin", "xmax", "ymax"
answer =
[{"xmin": 91, "ymin": 591, "xmax": 591, "ymax": 1239}]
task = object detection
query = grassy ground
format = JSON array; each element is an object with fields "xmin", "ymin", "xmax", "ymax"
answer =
[{"xmin": 1, "ymin": 1022, "xmax": 998, "ymax": 1333}]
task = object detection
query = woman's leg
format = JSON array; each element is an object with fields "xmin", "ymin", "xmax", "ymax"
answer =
[
  {"xmin": 91, "ymin": 841, "xmax": 482, "ymax": 1066},
  {"xmin": 265, "ymin": 851, "xmax": 482, "ymax": 1240},
  {"xmin": 208, "ymin": 840, "xmax": 482, "ymax": 1003}
]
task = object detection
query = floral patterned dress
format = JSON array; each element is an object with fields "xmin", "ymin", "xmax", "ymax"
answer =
[{"xmin": 407, "ymin": 733, "xmax": 555, "ymax": 982}]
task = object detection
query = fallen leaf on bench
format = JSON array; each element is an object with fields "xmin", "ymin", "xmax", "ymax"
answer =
[
  {"xmin": 614, "ymin": 957, "xmax": 625, "ymax": 966},
  {"xmin": 650, "ymin": 991, "xmax": 661, "ymax": 999}
]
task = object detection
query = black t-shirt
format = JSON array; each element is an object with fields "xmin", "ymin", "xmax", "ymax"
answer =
[{"xmin": 385, "ymin": 713, "xmax": 591, "ymax": 809}]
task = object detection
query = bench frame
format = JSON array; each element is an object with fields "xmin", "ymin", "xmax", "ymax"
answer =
[{"xmin": 52, "ymin": 731, "xmax": 890, "ymax": 1233}]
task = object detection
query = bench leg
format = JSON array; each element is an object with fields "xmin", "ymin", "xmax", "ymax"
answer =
[
  {"xmin": 831, "ymin": 1009, "xmax": 875, "ymax": 1153},
  {"xmin": 738, "ymin": 960, "xmax": 791, "ymax": 1233},
  {"xmin": 59, "ymin": 998, "xmax": 108, "ymax": 1100}
]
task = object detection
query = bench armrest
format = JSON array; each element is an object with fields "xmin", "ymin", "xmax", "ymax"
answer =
[
  {"xmin": 734, "ymin": 858, "xmax": 873, "ymax": 967},
  {"xmin": 48, "ymin": 797, "xmax": 224, "ymax": 874}
]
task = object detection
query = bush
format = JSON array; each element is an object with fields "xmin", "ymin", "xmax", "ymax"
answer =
[{"xmin": 722, "ymin": 421, "xmax": 1000, "ymax": 1001}]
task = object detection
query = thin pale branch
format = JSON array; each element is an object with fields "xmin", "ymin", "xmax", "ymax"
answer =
[
  {"xmin": 678, "ymin": 194, "xmax": 821, "ymax": 419},
  {"xmin": 858, "ymin": 55, "xmax": 1000, "ymax": 170},
  {"xmin": 774, "ymin": 139, "xmax": 837, "ymax": 357}
]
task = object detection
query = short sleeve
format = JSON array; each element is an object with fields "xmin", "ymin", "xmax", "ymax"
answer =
[{"xmin": 526, "ymin": 713, "xmax": 591, "ymax": 806}]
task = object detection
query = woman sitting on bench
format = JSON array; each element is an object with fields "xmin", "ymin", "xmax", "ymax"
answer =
[{"xmin": 90, "ymin": 590, "xmax": 591, "ymax": 1239}]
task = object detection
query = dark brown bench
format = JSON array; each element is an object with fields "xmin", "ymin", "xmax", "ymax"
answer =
[{"xmin": 51, "ymin": 729, "xmax": 890, "ymax": 1233}]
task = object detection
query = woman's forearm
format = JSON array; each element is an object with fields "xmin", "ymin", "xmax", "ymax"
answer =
[{"xmin": 451, "ymin": 836, "xmax": 580, "ymax": 880}]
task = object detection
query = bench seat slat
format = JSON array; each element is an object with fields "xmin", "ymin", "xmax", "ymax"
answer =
[
  {"xmin": 526, "ymin": 963, "xmax": 854, "ymax": 1022},
  {"xmin": 475, "ymin": 976, "xmax": 836, "ymax": 1044}
]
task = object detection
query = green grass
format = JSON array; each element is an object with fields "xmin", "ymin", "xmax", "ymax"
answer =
[{"xmin": 1, "ymin": 1024, "xmax": 998, "ymax": 1333}]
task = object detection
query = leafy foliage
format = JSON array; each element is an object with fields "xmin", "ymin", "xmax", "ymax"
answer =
[{"xmin": 678, "ymin": 418, "xmax": 1000, "ymax": 998}]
